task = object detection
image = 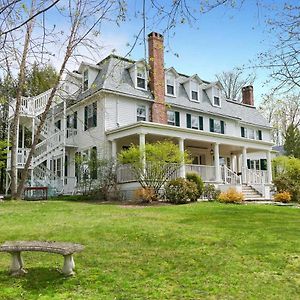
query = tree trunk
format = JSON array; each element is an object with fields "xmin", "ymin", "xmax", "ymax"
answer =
[{"xmin": 10, "ymin": 0, "xmax": 36, "ymax": 199}]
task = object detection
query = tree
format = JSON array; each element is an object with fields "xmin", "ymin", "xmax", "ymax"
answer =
[
  {"xmin": 118, "ymin": 141, "xmax": 190, "ymax": 198},
  {"xmin": 284, "ymin": 124, "xmax": 300, "ymax": 158},
  {"xmin": 216, "ymin": 68, "xmax": 255, "ymax": 101}
]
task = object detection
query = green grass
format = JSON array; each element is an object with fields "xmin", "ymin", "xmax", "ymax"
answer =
[{"xmin": 0, "ymin": 201, "xmax": 299, "ymax": 300}]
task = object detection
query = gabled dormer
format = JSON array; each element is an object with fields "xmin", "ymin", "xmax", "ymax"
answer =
[
  {"xmin": 204, "ymin": 81, "xmax": 223, "ymax": 108},
  {"xmin": 78, "ymin": 62, "xmax": 101, "ymax": 92},
  {"xmin": 165, "ymin": 67, "xmax": 179, "ymax": 97},
  {"xmin": 128, "ymin": 60, "xmax": 148, "ymax": 91},
  {"xmin": 182, "ymin": 74, "xmax": 202, "ymax": 102}
]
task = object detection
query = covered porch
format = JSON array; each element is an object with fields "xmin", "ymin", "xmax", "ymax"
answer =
[{"xmin": 107, "ymin": 122, "xmax": 273, "ymax": 197}]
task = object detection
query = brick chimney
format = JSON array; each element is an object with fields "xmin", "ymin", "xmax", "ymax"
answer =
[
  {"xmin": 242, "ymin": 85, "xmax": 254, "ymax": 106},
  {"xmin": 148, "ymin": 32, "xmax": 167, "ymax": 124}
]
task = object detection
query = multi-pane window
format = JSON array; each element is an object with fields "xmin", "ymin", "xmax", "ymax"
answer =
[
  {"xmin": 214, "ymin": 96, "xmax": 220, "ymax": 106},
  {"xmin": 137, "ymin": 105, "xmax": 146, "ymax": 121},
  {"xmin": 191, "ymin": 90, "xmax": 198, "ymax": 101},
  {"xmin": 248, "ymin": 128, "xmax": 255, "ymax": 139},
  {"xmin": 167, "ymin": 110, "xmax": 180, "ymax": 126},
  {"xmin": 84, "ymin": 102, "xmax": 97, "ymax": 130},
  {"xmin": 210, "ymin": 119, "xmax": 225, "ymax": 134},
  {"xmin": 137, "ymin": 67, "xmax": 146, "ymax": 89},
  {"xmin": 166, "ymin": 77, "xmax": 175, "ymax": 95},
  {"xmin": 187, "ymin": 114, "xmax": 203, "ymax": 130},
  {"xmin": 67, "ymin": 112, "xmax": 77, "ymax": 129},
  {"xmin": 241, "ymin": 127, "xmax": 262, "ymax": 140},
  {"xmin": 83, "ymin": 70, "xmax": 88, "ymax": 91},
  {"xmin": 191, "ymin": 115, "xmax": 199, "ymax": 129}
]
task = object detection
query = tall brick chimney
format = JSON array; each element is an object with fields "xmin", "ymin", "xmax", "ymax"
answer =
[
  {"xmin": 242, "ymin": 85, "xmax": 254, "ymax": 106},
  {"xmin": 148, "ymin": 32, "xmax": 167, "ymax": 124}
]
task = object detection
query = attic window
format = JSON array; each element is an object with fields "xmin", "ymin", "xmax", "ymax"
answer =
[
  {"xmin": 214, "ymin": 96, "xmax": 220, "ymax": 106},
  {"xmin": 83, "ymin": 70, "xmax": 88, "ymax": 91},
  {"xmin": 137, "ymin": 66, "xmax": 146, "ymax": 89},
  {"xmin": 166, "ymin": 75, "xmax": 175, "ymax": 96},
  {"xmin": 192, "ymin": 91, "xmax": 198, "ymax": 101}
]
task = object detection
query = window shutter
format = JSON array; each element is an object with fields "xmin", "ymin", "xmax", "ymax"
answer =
[
  {"xmin": 175, "ymin": 111, "xmax": 180, "ymax": 127},
  {"xmin": 221, "ymin": 120, "xmax": 225, "ymax": 134},
  {"xmin": 93, "ymin": 102, "xmax": 97, "ymax": 127},
  {"xmin": 241, "ymin": 127, "xmax": 245, "ymax": 137},
  {"xmin": 74, "ymin": 112, "xmax": 78, "ymax": 129},
  {"xmin": 209, "ymin": 119, "xmax": 214, "ymax": 132},
  {"xmin": 84, "ymin": 106, "xmax": 88, "ymax": 130},
  {"xmin": 260, "ymin": 159, "xmax": 267, "ymax": 170},
  {"xmin": 258, "ymin": 130, "xmax": 262, "ymax": 140},
  {"xmin": 199, "ymin": 116, "xmax": 203, "ymax": 130},
  {"xmin": 186, "ymin": 114, "xmax": 191, "ymax": 128},
  {"xmin": 247, "ymin": 159, "xmax": 251, "ymax": 169}
]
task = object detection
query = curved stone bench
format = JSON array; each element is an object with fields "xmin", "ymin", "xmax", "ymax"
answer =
[{"xmin": 0, "ymin": 241, "xmax": 84, "ymax": 276}]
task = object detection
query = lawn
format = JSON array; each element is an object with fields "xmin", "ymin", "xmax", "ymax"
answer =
[{"xmin": 0, "ymin": 201, "xmax": 299, "ymax": 300}]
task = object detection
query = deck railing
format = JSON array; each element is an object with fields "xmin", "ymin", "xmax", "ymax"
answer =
[
  {"xmin": 185, "ymin": 164, "xmax": 216, "ymax": 182},
  {"xmin": 244, "ymin": 168, "xmax": 268, "ymax": 184},
  {"xmin": 221, "ymin": 165, "xmax": 241, "ymax": 185}
]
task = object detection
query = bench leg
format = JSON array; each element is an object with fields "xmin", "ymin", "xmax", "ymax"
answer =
[
  {"xmin": 10, "ymin": 252, "xmax": 26, "ymax": 276},
  {"xmin": 62, "ymin": 255, "xmax": 75, "ymax": 276}
]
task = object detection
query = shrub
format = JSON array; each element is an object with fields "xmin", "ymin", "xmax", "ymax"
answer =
[
  {"xmin": 164, "ymin": 178, "xmax": 198, "ymax": 204},
  {"xmin": 274, "ymin": 191, "xmax": 291, "ymax": 203},
  {"xmin": 217, "ymin": 188, "xmax": 244, "ymax": 204},
  {"xmin": 134, "ymin": 187, "xmax": 156, "ymax": 203},
  {"xmin": 203, "ymin": 184, "xmax": 221, "ymax": 201},
  {"xmin": 186, "ymin": 172, "xmax": 204, "ymax": 198}
]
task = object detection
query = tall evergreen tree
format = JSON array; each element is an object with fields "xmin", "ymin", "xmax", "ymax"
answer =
[{"xmin": 284, "ymin": 124, "xmax": 300, "ymax": 158}]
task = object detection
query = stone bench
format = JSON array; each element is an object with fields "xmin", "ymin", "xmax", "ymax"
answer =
[{"xmin": 0, "ymin": 241, "xmax": 84, "ymax": 276}]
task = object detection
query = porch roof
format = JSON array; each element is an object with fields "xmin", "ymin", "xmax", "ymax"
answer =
[{"xmin": 106, "ymin": 121, "xmax": 274, "ymax": 151}]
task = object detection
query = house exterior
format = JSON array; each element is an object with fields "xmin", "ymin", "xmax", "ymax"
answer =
[{"xmin": 6, "ymin": 32, "xmax": 274, "ymax": 198}]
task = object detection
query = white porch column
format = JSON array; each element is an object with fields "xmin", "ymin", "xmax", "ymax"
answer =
[
  {"xmin": 242, "ymin": 147, "xmax": 247, "ymax": 184},
  {"xmin": 178, "ymin": 138, "xmax": 186, "ymax": 178},
  {"xmin": 111, "ymin": 140, "xmax": 117, "ymax": 159},
  {"xmin": 266, "ymin": 150, "xmax": 272, "ymax": 184},
  {"xmin": 214, "ymin": 143, "xmax": 221, "ymax": 182},
  {"xmin": 139, "ymin": 133, "xmax": 146, "ymax": 172}
]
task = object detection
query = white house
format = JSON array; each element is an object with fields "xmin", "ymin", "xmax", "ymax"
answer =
[{"xmin": 6, "ymin": 32, "xmax": 274, "ymax": 199}]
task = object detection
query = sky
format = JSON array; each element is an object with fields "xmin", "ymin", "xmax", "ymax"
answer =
[{"xmin": 43, "ymin": 0, "xmax": 297, "ymax": 105}]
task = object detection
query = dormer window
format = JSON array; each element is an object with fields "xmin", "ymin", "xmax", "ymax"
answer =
[
  {"xmin": 83, "ymin": 69, "xmax": 88, "ymax": 91},
  {"xmin": 214, "ymin": 96, "xmax": 220, "ymax": 106},
  {"xmin": 166, "ymin": 74, "xmax": 175, "ymax": 96},
  {"xmin": 192, "ymin": 91, "xmax": 198, "ymax": 101},
  {"xmin": 137, "ymin": 66, "xmax": 146, "ymax": 90}
]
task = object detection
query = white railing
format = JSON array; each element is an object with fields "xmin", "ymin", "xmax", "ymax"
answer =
[
  {"xmin": 7, "ymin": 148, "xmax": 31, "ymax": 169},
  {"xmin": 117, "ymin": 164, "xmax": 136, "ymax": 183},
  {"xmin": 221, "ymin": 165, "xmax": 241, "ymax": 185},
  {"xmin": 34, "ymin": 89, "xmax": 52, "ymax": 115},
  {"xmin": 9, "ymin": 97, "xmax": 35, "ymax": 117},
  {"xmin": 244, "ymin": 168, "xmax": 268, "ymax": 184},
  {"xmin": 34, "ymin": 130, "xmax": 63, "ymax": 165},
  {"xmin": 185, "ymin": 164, "xmax": 216, "ymax": 182}
]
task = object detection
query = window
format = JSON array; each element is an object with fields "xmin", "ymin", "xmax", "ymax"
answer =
[
  {"xmin": 67, "ymin": 112, "xmax": 77, "ymax": 129},
  {"xmin": 137, "ymin": 66, "xmax": 146, "ymax": 89},
  {"xmin": 84, "ymin": 102, "xmax": 97, "ymax": 130},
  {"xmin": 191, "ymin": 90, "xmax": 198, "ymax": 101},
  {"xmin": 137, "ymin": 105, "xmax": 146, "ymax": 121},
  {"xmin": 187, "ymin": 114, "xmax": 203, "ymax": 130},
  {"xmin": 167, "ymin": 111, "xmax": 180, "ymax": 126},
  {"xmin": 257, "ymin": 130, "xmax": 262, "ymax": 140},
  {"xmin": 55, "ymin": 120, "xmax": 61, "ymax": 130},
  {"xmin": 248, "ymin": 128, "xmax": 255, "ymax": 139},
  {"xmin": 83, "ymin": 70, "xmax": 88, "ymax": 91},
  {"xmin": 214, "ymin": 96, "xmax": 220, "ymax": 106},
  {"xmin": 241, "ymin": 127, "xmax": 263, "ymax": 140},
  {"xmin": 166, "ymin": 76, "xmax": 175, "ymax": 96},
  {"xmin": 210, "ymin": 119, "xmax": 225, "ymax": 134}
]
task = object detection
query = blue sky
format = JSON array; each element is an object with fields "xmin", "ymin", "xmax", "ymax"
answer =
[{"xmin": 45, "ymin": 0, "xmax": 295, "ymax": 105}]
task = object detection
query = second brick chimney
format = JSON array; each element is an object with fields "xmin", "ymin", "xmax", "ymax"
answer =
[
  {"xmin": 242, "ymin": 85, "xmax": 254, "ymax": 106},
  {"xmin": 148, "ymin": 32, "xmax": 167, "ymax": 124}
]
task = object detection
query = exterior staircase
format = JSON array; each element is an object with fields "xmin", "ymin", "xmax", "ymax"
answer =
[{"xmin": 242, "ymin": 184, "xmax": 268, "ymax": 202}]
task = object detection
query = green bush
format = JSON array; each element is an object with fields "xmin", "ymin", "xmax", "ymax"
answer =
[
  {"xmin": 203, "ymin": 184, "xmax": 221, "ymax": 201},
  {"xmin": 164, "ymin": 178, "xmax": 198, "ymax": 204},
  {"xmin": 186, "ymin": 172, "xmax": 204, "ymax": 198}
]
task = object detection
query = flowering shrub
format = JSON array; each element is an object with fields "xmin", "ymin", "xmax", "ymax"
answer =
[
  {"xmin": 274, "ymin": 191, "xmax": 291, "ymax": 203},
  {"xmin": 186, "ymin": 172, "xmax": 204, "ymax": 198},
  {"xmin": 203, "ymin": 184, "xmax": 221, "ymax": 201},
  {"xmin": 134, "ymin": 187, "xmax": 156, "ymax": 203},
  {"xmin": 217, "ymin": 188, "xmax": 244, "ymax": 204},
  {"xmin": 164, "ymin": 178, "xmax": 198, "ymax": 204}
]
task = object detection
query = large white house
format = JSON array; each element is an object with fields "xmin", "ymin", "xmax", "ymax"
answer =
[{"xmin": 6, "ymin": 32, "xmax": 274, "ymax": 199}]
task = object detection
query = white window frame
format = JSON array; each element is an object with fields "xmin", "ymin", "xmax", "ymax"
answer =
[
  {"xmin": 136, "ymin": 66, "xmax": 147, "ymax": 90},
  {"xmin": 190, "ymin": 81, "xmax": 200, "ymax": 102},
  {"xmin": 167, "ymin": 110, "xmax": 175, "ymax": 126},
  {"xmin": 248, "ymin": 128, "xmax": 255, "ymax": 139},
  {"xmin": 83, "ymin": 69, "xmax": 89, "ymax": 91},
  {"xmin": 213, "ymin": 96, "xmax": 221, "ymax": 107},
  {"xmin": 191, "ymin": 115, "xmax": 199, "ymax": 129},
  {"xmin": 137, "ymin": 104, "xmax": 147, "ymax": 121},
  {"xmin": 165, "ymin": 74, "xmax": 176, "ymax": 97},
  {"xmin": 214, "ymin": 120, "xmax": 222, "ymax": 134}
]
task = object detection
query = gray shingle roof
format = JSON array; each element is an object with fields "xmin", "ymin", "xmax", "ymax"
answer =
[{"xmin": 73, "ymin": 54, "xmax": 270, "ymax": 128}]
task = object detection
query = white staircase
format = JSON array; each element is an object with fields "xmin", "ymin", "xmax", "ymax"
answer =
[{"xmin": 242, "ymin": 185, "xmax": 268, "ymax": 201}]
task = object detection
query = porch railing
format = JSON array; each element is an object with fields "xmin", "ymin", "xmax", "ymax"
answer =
[
  {"xmin": 117, "ymin": 164, "xmax": 136, "ymax": 183},
  {"xmin": 185, "ymin": 164, "xmax": 216, "ymax": 182},
  {"xmin": 245, "ymin": 168, "xmax": 268, "ymax": 184},
  {"xmin": 221, "ymin": 165, "xmax": 241, "ymax": 185}
]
